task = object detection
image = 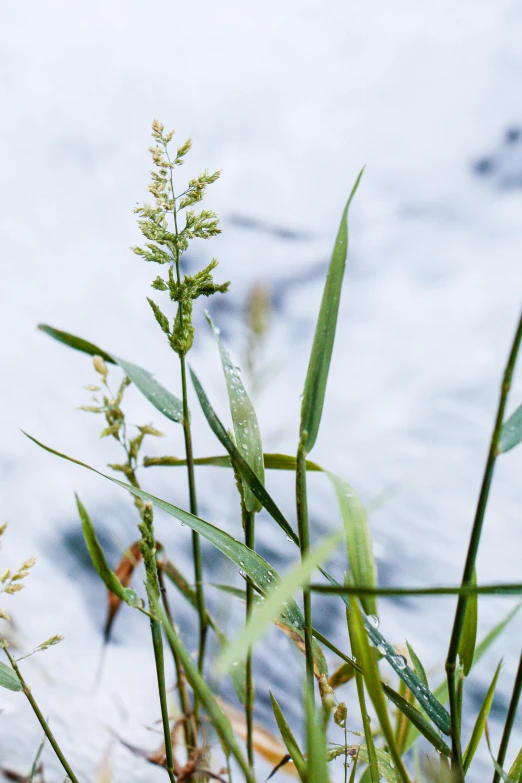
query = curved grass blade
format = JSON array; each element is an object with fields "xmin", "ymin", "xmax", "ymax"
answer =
[
  {"xmin": 406, "ymin": 640, "xmax": 429, "ymax": 689},
  {"xmin": 499, "ymin": 403, "xmax": 522, "ymax": 454},
  {"xmin": 347, "ymin": 594, "xmax": 410, "ymax": 783},
  {"xmin": 206, "ymin": 311, "xmax": 264, "ymax": 512},
  {"xmin": 329, "ymin": 747, "xmax": 401, "ymax": 783},
  {"xmin": 217, "ymin": 531, "xmax": 342, "ymax": 674},
  {"xmin": 381, "ymin": 682, "xmax": 451, "ymax": 757},
  {"xmin": 24, "ymin": 433, "xmax": 327, "ymax": 678},
  {"xmin": 321, "ymin": 568, "xmax": 451, "ymax": 735},
  {"xmin": 0, "ymin": 661, "xmax": 22, "ymax": 692},
  {"xmin": 150, "ymin": 596, "xmax": 254, "ymax": 783},
  {"xmin": 458, "ymin": 568, "xmax": 478, "ymax": 676},
  {"xmin": 463, "ymin": 660, "xmax": 502, "ymax": 773},
  {"xmin": 299, "ymin": 170, "xmax": 364, "ymax": 454},
  {"xmin": 270, "ymin": 691, "xmax": 307, "ymax": 781},
  {"xmin": 105, "ymin": 541, "xmax": 143, "ymax": 641},
  {"xmin": 75, "ymin": 495, "xmax": 142, "ymax": 609},
  {"xmin": 508, "ymin": 747, "xmax": 522, "ymax": 783},
  {"xmin": 189, "ymin": 368, "xmax": 299, "ymax": 543},
  {"xmin": 39, "ymin": 325, "xmax": 184, "ymax": 423},
  {"xmin": 327, "ymin": 470, "xmax": 377, "ymax": 616}
]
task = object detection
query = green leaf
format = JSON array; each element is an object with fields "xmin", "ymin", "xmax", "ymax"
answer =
[
  {"xmin": 0, "ymin": 661, "xmax": 22, "ymax": 692},
  {"xmin": 458, "ymin": 568, "xmax": 478, "ymax": 676},
  {"xmin": 75, "ymin": 495, "xmax": 142, "ymax": 608},
  {"xmin": 321, "ymin": 569, "xmax": 451, "ymax": 736},
  {"xmin": 160, "ymin": 560, "xmax": 247, "ymax": 705},
  {"xmin": 270, "ymin": 691, "xmax": 307, "ymax": 781},
  {"xmin": 24, "ymin": 434, "xmax": 327, "ymax": 679},
  {"xmin": 381, "ymin": 682, "xmax": 451, "ymax": 757},
  {"xmin": 347, "ymin": 594, "xmax": 410, "ymax": 783},
  {"xmin": 463, "ymin": 660, "xmax": 502, "ymax": 773},
  {"xmin": 206, "ymin": 311, "xmax": 264, "ymax": 512},
  {"xmin": 299, "ymin": 171, "xmax": 364, "ymax": 454},
  {"xmin": 144, "ymin": 452, "xmax": 323, "ymax": 471},
  {"xmin": 499, "ymin": 403, "xmax": 522, "ymax": 454},
  {"xmin": 189, "ymin": 368, "xmax": 299, "ymax": 543},
  {"xmin": 306, "ymin": 693, "xmax": 329, "ymax": 783},
  {"xmin": 406, "ymin": 640, "xmax": 429, "ymax": 689},
  {"xmin": 508, "ymin": 747, "xmax": 522, "ymax": 783},
  {"xmin": 327, "ymin": 470, "xmax": 377, "ymax": 616},
  {"xmin": 38, "ymin": 325, "xmax": 184, "ymax": 423},
  {"xmin": 216, "ymin": 531, "xmax": 342, "ymax": 674},
  {"xmin": 150, "ymin": 596, "xmax": 255, "ymax": 783}
]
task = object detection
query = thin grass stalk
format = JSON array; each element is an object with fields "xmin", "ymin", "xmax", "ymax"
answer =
[
  {"xmin": 158, "ymin": 565, "xmax": 196, "ymax": 752},
  {"xmin": 491, "ymin": 652, "xmax": 522, "ymax": 783},
  {"xmin": 3, "ymin": 648, "xmax": 80, "ymax": 783},
  {"xmin": 446, "ymin": 307, "xmax": 522, "ymax": 779},
  {"xmin": 296, "ymin": 433, "xmax": 315, "ymax": 696},
  {"xmin": 244, "ymin": 508, "xmax": 256, "ymax": 770},
  {"xmin": 149, "ymin": 619, "xmax": 177, "ymax": 783}
]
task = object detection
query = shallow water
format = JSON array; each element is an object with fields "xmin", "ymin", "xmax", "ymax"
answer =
[{"xmin": 1, "ymin": 1, "xmax": 522, "ymax": 780}]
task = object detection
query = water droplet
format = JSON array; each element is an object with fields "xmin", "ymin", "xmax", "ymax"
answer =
[
  {"xmin": 239, "ymin": 569, "xmax": 247, "ymax": 579},
  {"xmin": 242, "ymin": 444, "xmax": 248, "ymax": 450},
  {"xmin": 367, "ymin": 614, "xmax": 379, "ymax": 629},
  {"xmin": 239, "ymin": 560, "xmax": 244, "ymax": 566},
  {"xmin": 377, "ymin": 643, "xmax": 386, "ymax": 655},
  {"xmin": 267, "ymin": 571, "xmax": 273, "ymax": 577},
  {"xmin": 180, "ymin": 522, "xmax": 185, "ymax": 527},
  {"xmin": 286, "ymin": 535, "xmax": 294, "ymax": 543},
  {"xmin": 215, "ymin": 327, "xmax": 221, "ymax": 335},
  {"xmin": 394, "ymin": 655, "xmax": 407, "ymax": 670}
]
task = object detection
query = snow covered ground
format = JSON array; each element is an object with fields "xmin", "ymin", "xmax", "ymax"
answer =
[{"xmin": 1, "ymin": 1, "xmax": 522, "ymax": 780}]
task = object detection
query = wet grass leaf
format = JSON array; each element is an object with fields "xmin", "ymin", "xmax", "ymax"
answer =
[
  {"xmin": 206, "ymin": 311, "xmax": 264, "ymax": 512},
  {"xmin": 381, "ymin": 682, "xmax": 451, "ymax": 757},
  {"xmin": 499, "ymin": 402, "xmax": 522, "ymax": 454},
  {"xmin": 299, "ymin": 170, "xmax": 364, "ymax": 454},
  {"xmin": 39, "ymin": 325, "xmax": 184, "ymax": 423},
  {"xmin": 405, "ymin": 641, "xmax": 429, "ymax": 689},
  {"xmin": 269, "ymin": 692, "xmax": 307, "ymax": 781}
]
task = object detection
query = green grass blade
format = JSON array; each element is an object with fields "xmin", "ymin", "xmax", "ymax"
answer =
[
  {"xmin": 327, "ymin": 470, "xmax": 377, "ymax": 616},
  {"xmin": 299, "ymin": 170, "xmax": 364, "ymax": 454},
  {"xmin": 206, "ymin": 311, "xmax": 264, "ymax": 512},
  {"xmin": 406, "ymin": 641, "xmax": 429, "ymax": 689},
  {"xmin": 75, "ymin": 495, "xmax": 141, "ymax": 608},
  {"xmin": 190, "ymin": 368, "xmax": 298, "ymax": 543},
  {"xmin": 216, "ymin": 532, "xmax": 342, "ymax": 674},
  {"xmin": 39, "ymin": 324, "xmax": 184, "ymax": 423},
  {"xmin": 381, "ymin": 682, "xmax": 451, "ymax": 757},
  {"xmin": 499, "ymin": 402, "xmax": 522, "ymax": 453},
  {"xmin": 306, "ymin": 693, "xmax": 329, "ymax": 783},
  {"xmin": 0, "ymin": 661, "xmax": 22, "ymax": 692},
  {"xmin": 347, "ymin": 594, "xmax": 410, "ymax": 783},
  {"xmin": 321, "ymin": 568, "xmax": 451, "ymax": 735},
  {"xmin": 270, "ymin": 691, "xmax": 307, "ymax": 781},
  {"xmin": 458, "ymin": 568, "xmax": 478, "ymax": 676},
  {"xmin": 463, "ymin": 660, "xmax": 503, "ymax": 773},
  {"xmin": 144, "ymin": 452, "xmax": 323, "ymax": 470},
  {"xmin": 150, "ymin": 596, "xmax": 254, "ymax": 783},
  {"xmin": 508, "ymin": 747, "xmax": 522, "ymax": 783}
]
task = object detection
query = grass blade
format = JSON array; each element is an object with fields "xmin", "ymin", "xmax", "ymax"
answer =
[
  {"xmin": 39, "ymin": 324, "xmax": 184, "ymax": 423},
  {"xmin": 381, "ymin": 682, "xmax": 451, "ymax": 757},
  {"xmin": 306, "ymin": 693, "xmax": 329, "ymax": 783},
  {"xmin": 327, "ymin": 470, "xmax": 377, "ymax": 616},
  {"xmin": 270, "ymin": 691, "xmax": 307, "ymax": 781},
  {"xmin": 458, "ymin": 568, "xmax": 478, "ymax": 676},
  {"xmin": 150, "ymin": 596, "xmax": 255, "ymax": 783},
  {"xmin": 190, "ymin": 368, "xmax": 298, "ymax": 543},
  {"xmin": 216, "ymin": 532, "xmax": 342, "ymax": 674},
  {"xmin": 463, "ymin": 660, "xmax": 502, "ymax": 772},
  {"xmin": 508, "ymin": 747, "xmax": 522, "ymax": 783},
  {"xmin": 75, "ymin": 495, "xmax": 142, "ymax": 608},
  {"xmin": 144, "ymin": 452, "xmax": 323, "ymax": 471},
  {"xmin": 206, "ymin": 311, "xmax": 264, "ymax": 512},
  {"xmin": 299, "ymin": 170, "xmax": 364, "ymax": 453},
  {"xmin": 0, "ymin": 661, "xmax": 22, "ymax": 692},
  {"xmin": 499, "ymin": 402, "xmax": 522, "ymax": 453},
  {"xmin": 405, "ymin": 641, "xmax": 429, "ymax": 689},
  {"xmin": 347, "ymin": 594, "xmax": 410, "ymax": 783}
]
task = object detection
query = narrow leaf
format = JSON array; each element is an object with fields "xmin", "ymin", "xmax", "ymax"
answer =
[
  {"xmin": 217, "ymin": 531, "xmax": 342, "ymax": 674},
  {"xmin": 299, "ymin": 170, "xmax": 364, "ymax": 453},
  {"xmin": 270, "ymin": 691, "xmax": 307, "ymax": 781},
  {"xmin": 105, "ymin": 541, "xmax": 142, "ymax": 641},
  {"xmin": 458, "ymin": 568, "xmax": 478, "ymax": 676},
  {"xmin": 508, "ymin": 747, "xmax": 522, "ymax": 783},
  {"xmin": 150, "ymin": 597, "xmax": 254, "ymax": 783},
  {"xmin": 381, "ymin": 682, "xmax": 451, "ymax": 756},
  {"xmin": 39, "ymin": 325, "xmax": 184, "ymax": 423},
  {"xmin": 463, "ymin": 660, "xmax": 502, "ymax": 772},
  {"xmin": 75, "ymin": 495, "xmax": 142, "ymax": 608},
  {"xmin": 0, "ymin": 661, "xmax": 22, "ymax": 692},
  {"xmin": 327, "ymin": 470, "xmax": 377, "ymax": 616},
  {"xmin": 405, "ymin": 640, "xmax": 429, "ymax": 689},
  {"xmin": 143, "ymin": 452, "xmax": 323, "ymax": 471},
  {"xmin": 499, "ymin": 403, "xmax": 522, "ymax": 453},
  {"xmin": 206, "ymin": 311, "xmax": 264, "ymax": 512}
]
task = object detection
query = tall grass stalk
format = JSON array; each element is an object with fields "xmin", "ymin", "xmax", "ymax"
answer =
[
  {"xmin": 491, "ymin": 652, "xmax": 522, "ymax": 783},
  {"xmin": 3, "ymin": 648, "xmax": 80, "ymax": 783},
  {"xmin": 296, "ymin": 434, "xmax": 315, "ymax": 695},
  {"xmin": 446, "ymin": 308, "xmax": 522, "ymax": 777}
]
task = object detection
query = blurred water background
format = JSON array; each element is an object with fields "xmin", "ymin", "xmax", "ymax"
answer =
[{"xmin": 1, "ymin": 1, "xmax": 522, "ymax": 780}]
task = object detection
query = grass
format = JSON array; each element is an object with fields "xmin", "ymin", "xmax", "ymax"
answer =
[{"xmin": 1, "ymin": 120, "xmax": 522, "ymax": 782}]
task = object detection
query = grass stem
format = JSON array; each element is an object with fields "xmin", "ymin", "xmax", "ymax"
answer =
[
  {"xmin": 296, "ymin": 434, "xmax": 315, "ymax": 696},
  {"xmin": 244, "ymin": 508, "xmax": 256, "ymax": 770},
  {"xmin": 150, "ymin": 618, "xmax": 177, "ymax": 783},
  {"xmin": 4, "ymin": 648, "xmax": 80, "ymax": 783},
  {"xmin": 491, "ymin": 652, "xmax": 522, "ymax": 783},
  {"xmin": 446, "ymin": 308, "xmax": 522, "ymax": 778}
]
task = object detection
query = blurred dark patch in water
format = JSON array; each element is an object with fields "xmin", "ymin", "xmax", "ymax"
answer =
[{"xmin": 473, "ymin": 126, "xmax": 522, "ymax": 188}]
